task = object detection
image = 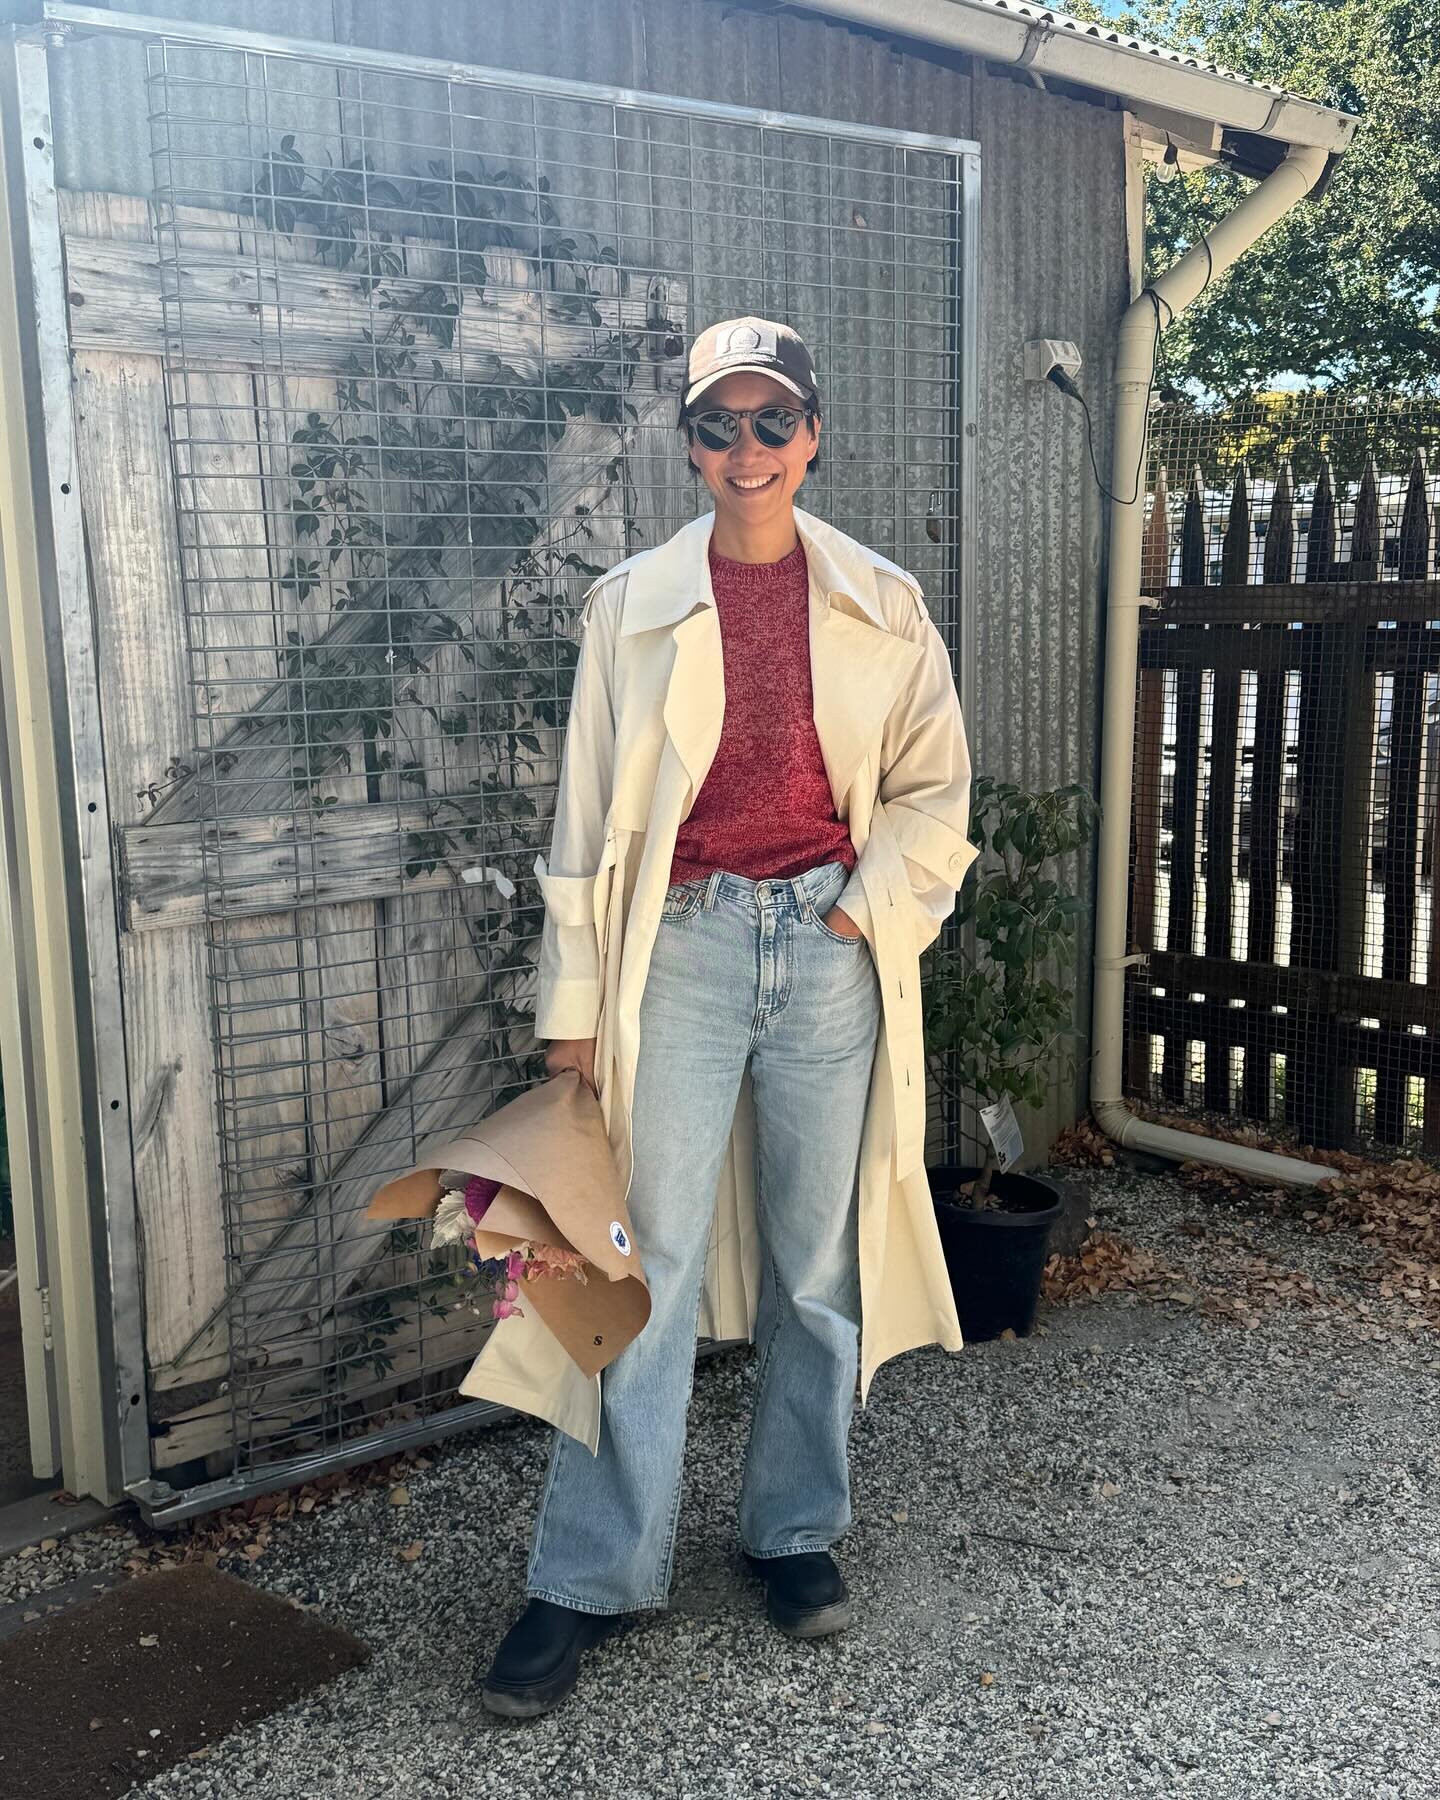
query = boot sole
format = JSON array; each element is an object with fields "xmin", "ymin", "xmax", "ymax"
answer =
[
  {"xmin": 480, "ymin": 1615, "xmax": 613, "ymax": 1719},
  {"xmin": 767, "ymin": 1594, "xmax": 853, "ymax": 1639},
  {"xmin": 743, "ymin": 1555, "xmax": 853, "ymax": 1639}
]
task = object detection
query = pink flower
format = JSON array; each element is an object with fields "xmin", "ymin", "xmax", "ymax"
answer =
[{"xmin": 506, "ymin": 1249, "xmax": 526, "ymax": 1282}]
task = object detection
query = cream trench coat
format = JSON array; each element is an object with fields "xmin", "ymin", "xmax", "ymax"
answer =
[{"xmin": 459, "ymin": 504, "xmax": 979, "ymax": 1449}]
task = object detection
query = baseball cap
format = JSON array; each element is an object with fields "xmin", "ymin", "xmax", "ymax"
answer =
[{"xmin": 682, "ymin": 316, "xmax": 820, "ymax": 410}]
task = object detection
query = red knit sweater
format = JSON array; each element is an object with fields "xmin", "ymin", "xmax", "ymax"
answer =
[{"xmin": 669, "ymin": 540, "xmax": 857, "ymax": 884}]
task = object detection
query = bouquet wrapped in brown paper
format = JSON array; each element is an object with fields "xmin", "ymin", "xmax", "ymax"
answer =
[{"xmin": 366, "ymin": 1071, "xmax": 650, "ymax": 1379}]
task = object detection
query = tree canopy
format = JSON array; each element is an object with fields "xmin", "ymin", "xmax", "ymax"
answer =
[{"xmin": 1082, "ymin": 1, "xmax": 1439, "ymax": 396}]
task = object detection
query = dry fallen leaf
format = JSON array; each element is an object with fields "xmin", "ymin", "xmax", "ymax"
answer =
[
  {"xmin": 1220, "ymin": 1572, "xmax": 1247, "ymax": 1588},
  {"xmin": 138, "ymin": 1634, "xmax": 159, "ymax": 1648},
  {"xmin": 388, "ymin": 1485, "xmax": 410, "ymax": 1508},
  {"xmin": 979, "ymin": 1671, "xmax": 995, "ymax": 1688},
  {"xmin": 1099, "ymin": 1481, "xmax": 1122, "ymax": 1498},
  {"xmin": 398, "ymin": 1539, "xmax": 425, "ymax": 1562}
]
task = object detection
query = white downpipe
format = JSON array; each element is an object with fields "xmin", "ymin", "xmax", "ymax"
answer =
[{"xmin": 1092, "ymin": 143, "xmax": 1333, "ymax": 1189}]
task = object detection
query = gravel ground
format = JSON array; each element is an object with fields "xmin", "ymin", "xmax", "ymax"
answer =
[{"xmin": 5, "ymin": 1165, "xmax": 1438, "ymax": 1800}]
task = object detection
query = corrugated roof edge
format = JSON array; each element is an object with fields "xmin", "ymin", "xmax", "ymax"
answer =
[{"xmin": 794, "ymin": 0, "xmax": 1359, "ymax": 156}]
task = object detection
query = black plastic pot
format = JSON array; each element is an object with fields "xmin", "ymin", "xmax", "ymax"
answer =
[{"xmin": 928, "ymin": 1164, "xmax": 1064, "ymax": 1342}]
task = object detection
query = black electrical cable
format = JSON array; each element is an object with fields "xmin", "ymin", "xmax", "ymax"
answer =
[{"xmin": 1051, "ymin": 163, "xmax": 1215, "ymax": 506}]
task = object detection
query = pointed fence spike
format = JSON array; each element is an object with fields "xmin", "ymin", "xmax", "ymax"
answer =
[
  {"xmin": 1264, "ymin": 460, "xmax": 1295, "ymax": 585},
  {"xmin": 1222, "ymin": 461, "xmax": 1252, "ymax": 586},
  {"xmin": 1305, "ymin": 456, "xmax": 1336, "ymax": 583},
  {"xmin": 1351, "ymin": 450, "xmax": 1381, "ymax": 580},
  {"xmin": 1398, "ymin": 446, "xmax": 1430, "ymax": 582},
  {"xmin": 1180, "ymin": 462, "xmax": 1207, "ymax": 585}
]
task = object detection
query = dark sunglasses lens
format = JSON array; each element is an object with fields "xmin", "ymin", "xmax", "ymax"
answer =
[
  {"xmin": 692, "ymin": 411, "xmax": 739, "ymax": 451},
  {"xmin": 753, "ymin": 407, "xmax": 802, "ymax": 447}
]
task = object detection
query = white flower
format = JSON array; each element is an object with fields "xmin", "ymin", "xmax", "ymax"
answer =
[{"xmin": 431, "ymin": 1187, "xmax": 473, "ymax": 1250}]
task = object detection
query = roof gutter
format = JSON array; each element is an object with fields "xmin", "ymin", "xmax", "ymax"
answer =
[
  {"xmin": 1090, "ymin": 142, "xmax": 1334, "ymax": 1190},
  {"xmin": 790, "ymin": 0, "xmax": 1356, "ymax": 155}
]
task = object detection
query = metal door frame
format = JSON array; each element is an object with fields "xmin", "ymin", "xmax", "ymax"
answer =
[{"xmin": 6, "ymin": 0, "xmax": 980, "ymax": 1523}]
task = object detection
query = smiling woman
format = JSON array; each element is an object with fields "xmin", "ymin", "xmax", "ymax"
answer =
[{"xmin": 477, "ymin": 314, "xmax": 978, "ymax": 1719}]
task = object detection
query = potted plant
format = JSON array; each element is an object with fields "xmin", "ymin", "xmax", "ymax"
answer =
[{"xmin": 923, "ymin": 777, "xmax": 1099, "ymax": 1340}]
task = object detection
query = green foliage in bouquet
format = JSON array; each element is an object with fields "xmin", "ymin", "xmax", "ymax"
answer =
[{"xmin": 923, "ymin": 777, "xmax": 1099, "ymax": 1201}]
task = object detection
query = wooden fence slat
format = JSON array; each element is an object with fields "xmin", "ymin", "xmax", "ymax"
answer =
[
  {"xmin": 1156, "ymin": 577, "xmax": 1440, "ymax": 624},
  {"xmin": 1162, "ymin": 666, "xmax": 1203, "ymax": 1103},
  {"xmin": 1202, "ymin": 464, "xmax": 1249, "ymax": 1110},
  {"xmin": 1239, "ymin": 462, "xmax": 1294, "ymax": 1118},
  {"xmin": 1378, "ymin": 451, "xmax": 1432, "ymax": 1141}
]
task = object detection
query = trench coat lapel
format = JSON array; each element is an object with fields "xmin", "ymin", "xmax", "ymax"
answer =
[{"xmin": 623, "ymin": 507, "xmax": 923, "ymax": 812}]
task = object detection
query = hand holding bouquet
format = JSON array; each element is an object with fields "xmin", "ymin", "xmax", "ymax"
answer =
[{"xmin": 431, "ymin": 1175, "xmax": 589, "ymax": 1320}]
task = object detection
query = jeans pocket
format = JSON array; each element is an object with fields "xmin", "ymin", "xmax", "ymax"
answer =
[
  {"xmin": 660, "ymin": 881, "xmax": 705, "ymax": 923},
  {"xmin": 809, "ymin": 901, "xmax": 864, "ymax": 946}
]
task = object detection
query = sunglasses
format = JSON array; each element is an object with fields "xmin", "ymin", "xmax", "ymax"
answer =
[{"xmin": 685, "ymin": 404, "xmax": 812, "ymax": 453}]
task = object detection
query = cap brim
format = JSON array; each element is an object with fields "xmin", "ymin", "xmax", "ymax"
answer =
[{"xmin": 684, "ymin": 365, "xmax": 809, "ymax": 408}]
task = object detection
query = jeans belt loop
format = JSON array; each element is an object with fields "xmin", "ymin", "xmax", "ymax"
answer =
[{"xmin": 703, "ymin": 869, "xmax": 723, "ymax": 911}]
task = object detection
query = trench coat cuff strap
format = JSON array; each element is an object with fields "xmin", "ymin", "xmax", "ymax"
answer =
[{"xmin": 535, "ymin": 978, "xmax": 602, "ymax": 1042}]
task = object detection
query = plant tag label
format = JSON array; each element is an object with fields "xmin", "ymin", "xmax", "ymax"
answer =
[{"xmin": 979, "ymin": 1095, "xmax": 1024, "ymax": 1172}]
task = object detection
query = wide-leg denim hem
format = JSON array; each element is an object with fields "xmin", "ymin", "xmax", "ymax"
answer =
[
  {"xmin": 524, "ymin": 1586, "xmax": 669, "ymax": 1617},
  {"xmin": 739, "ymin": 1540, "xmax": 838, "ymax": 1560}
]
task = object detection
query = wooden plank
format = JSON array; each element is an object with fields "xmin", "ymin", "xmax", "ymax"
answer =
[
  {"xmin": 1147, "ymin": 951, "xmax": 1440, "ymax": 1033},
  {"xmin": 1155, "ymin": 577, "xmax": 1440, "ymax": 624},
  {"xmin": 64, "ymin": 221, "xmax": 675, "ymax": 381},
  {"xmin": 117, "ymin": 802, "xmax": 513, "ymax": 930},
  {"xmin": 73, "ymin": 326, "xmax": 228, "ymax": 1379},
  {"xmin": 152, "ymin": 1322, "xmax": 492, "ymax": 1468}
]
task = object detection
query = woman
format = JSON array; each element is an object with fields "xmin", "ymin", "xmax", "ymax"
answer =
[{"xmin": 478, "ymin": 316, "xmax": 977, "ymax": 1718}]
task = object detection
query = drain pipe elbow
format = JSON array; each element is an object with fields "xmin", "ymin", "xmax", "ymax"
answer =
[{"xmin": 1090, "ymin": 143, "xmax": 1332, "ymax": 1190}]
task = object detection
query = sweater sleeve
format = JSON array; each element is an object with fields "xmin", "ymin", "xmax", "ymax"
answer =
[{"xmin": 533, "ymin": 588, "xmax": 618, "ymax": 1040}]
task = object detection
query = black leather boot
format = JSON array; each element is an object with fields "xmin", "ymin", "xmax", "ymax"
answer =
[
  {"xmin": 480, "ymin": 1597, "xmax": 617, "ymax": 1718},
  {"xmin": 743, "ymin": 1549, "xmax": 852, "ymax": 1638}
]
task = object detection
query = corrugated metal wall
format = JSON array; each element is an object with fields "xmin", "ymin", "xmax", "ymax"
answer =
[{"xmin": 49, "ymin": 0, "xmax": 1125, "ymax": 1155}]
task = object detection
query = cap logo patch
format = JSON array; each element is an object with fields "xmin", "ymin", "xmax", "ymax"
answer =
[{"xmin": 718, "ymin": 321, "xmax": 774, "ymax": 357}]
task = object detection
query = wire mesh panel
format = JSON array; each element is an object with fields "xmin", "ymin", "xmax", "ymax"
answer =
[
  {"xmin": 1129, "ymin": 393, "xmax": 1440, "ymax": 1156},
  {"xmin": 96, "ymin": 28, "xmax": 978, "ymax": 1490}
]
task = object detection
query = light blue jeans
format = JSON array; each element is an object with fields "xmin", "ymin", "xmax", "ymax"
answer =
[{"xmin": 526, "ymin": 858, "xmax": 882, "ymax": 1615}]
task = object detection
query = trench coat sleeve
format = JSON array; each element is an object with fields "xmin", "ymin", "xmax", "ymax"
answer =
[
  {"xmin": 533, "ymin": 589, "xmax": 618, "ymax": 1041},
  {"xmin": 837, "ymin": 588, "xmax": 977, "ymax": 948}
]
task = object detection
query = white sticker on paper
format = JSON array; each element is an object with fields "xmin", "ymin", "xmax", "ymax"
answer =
[
  {"xmin": 609, "ymin": 1221, "xmax": 632, "ymax": 1257},
  {"xmin": 979, "ymin": 1095, "xmax": 1025, "ymax": 1173}
]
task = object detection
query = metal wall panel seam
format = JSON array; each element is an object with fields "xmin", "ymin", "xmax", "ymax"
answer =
[{"xmin": 1, "ymin": 35, "xmax": 151, "ymax": 1503}]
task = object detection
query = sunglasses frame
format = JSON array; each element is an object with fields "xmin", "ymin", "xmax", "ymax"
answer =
[{"xmin": 684, "ymin": 402, "xmax": 817, "ymax": 453}]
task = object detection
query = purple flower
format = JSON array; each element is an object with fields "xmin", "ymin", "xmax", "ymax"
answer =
[{"xmin": 464, "ymin": 1175, "xmax": 501, "ymax": 1224}]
